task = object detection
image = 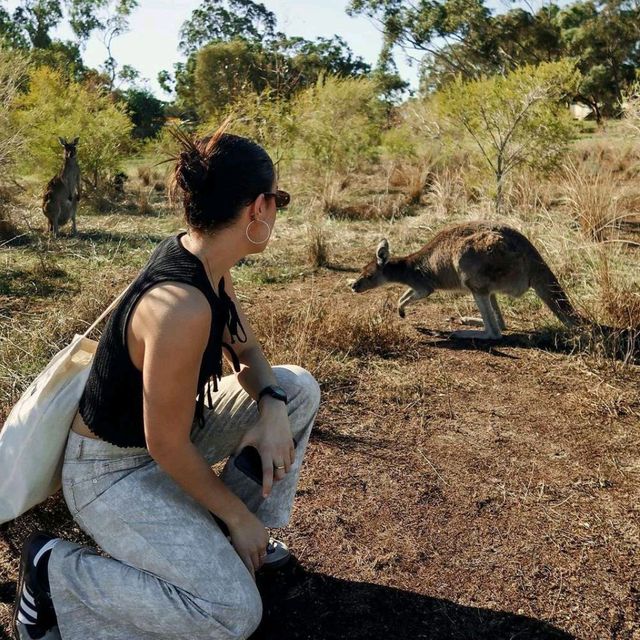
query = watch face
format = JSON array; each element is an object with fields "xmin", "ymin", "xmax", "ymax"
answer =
[
  {"xmin": 262, "ymin": 385, "xmax": 288, "ymax": 403},
  {"xmin": 270, "ymin": 386, "xmax": 287, "ymax": 401}
]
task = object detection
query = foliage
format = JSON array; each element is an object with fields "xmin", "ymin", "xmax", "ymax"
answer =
[
  {"xmin": 191, "ymin": 39, "xmax": 270, "ymax": 117},
  {"xmin": 170, "ymin": 35, "xmax": 371, "ymax": 119},
  {"xmin": 1, "ymin": 1, "xmax": 139, "ymax": 90},
  {"xmin": 120, "ymin": 88, "xmax": 165, "ymax": 139},
  {"xmin": 178, "ymin": 0, "xmax": 276, "ymax": 55},
  {"xmin": 556, "ymin": 0, "xmax": 639, "ymax": 119},
  {"xmin": 0, "ymin": 45, "xmax": 29, "ymax": 179},
  {"xmin": 200, "ymin": 89, "xmax": 295, "ymax": 173},
  {"xmin": 166, "ymin": 0, "xmax": 370, "ymax": 117},
  {"xmin": 14, "ymin": 66, "xmax": 134, "ymax": 188},
  {"xmin": 291, "ymin": 76, "xmax": 385, "ymax": 178},
  {"xmin": 430, "ymin": 61, "xmax": 579, "ymax": 212},
  {"xmin": 348, "ymin": 0, "xmax": 640, "ymax": 117}
]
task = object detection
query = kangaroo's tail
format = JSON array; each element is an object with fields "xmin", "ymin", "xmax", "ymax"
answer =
[{"xmin": 529, "ymin": 254, "xmax": 584, "ymax": 328}]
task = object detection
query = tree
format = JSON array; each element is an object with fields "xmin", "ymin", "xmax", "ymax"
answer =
[
  {"xmin": 348, "ymin": 0, "xmax": 640, "ymax": 116},
  {"xmin": 165, "ymin": 0, "xmax": 371, "ymax": 116},
  {"xmin": 169, "ymin": 35, "xmax": 370, "ymax": 118},
  {"xmin": 1, "ymin": 0, "xmax": 139, "ymax": 88},
  {"xmin": 120, "ymin": 88, "xmax": 165, "ymax": 139},
  {"xmin": 431, "ymin": 61, "xmax": 579, "ymax": 213},
  {"xmin": 556, "ymin": 0, "xmax": 639, "ymax": 119},
  {"xmin": 178, "ymin": 0, "xmax": 277, "ymax": 55},
  {"xmin": 15, "ymin": 66, "xmax": 134, "ymax": 188}
]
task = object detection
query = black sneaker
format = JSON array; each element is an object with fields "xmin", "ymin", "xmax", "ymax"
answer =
[
  {"xmin": 261, "ymin": 538, "xmax": 291, "ymax": 570},
  {"xmin": 13, "ymin": 532, "xmax": 61, "ymax": 640}
]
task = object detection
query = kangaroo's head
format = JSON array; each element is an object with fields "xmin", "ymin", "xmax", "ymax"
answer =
[
  {"xmin": 351, "ymin": 239, "xmax": 391, "ymax": 293},
  {"xmin": 59, "ymin": 137, "xmax": 79, "ymax": 160}
]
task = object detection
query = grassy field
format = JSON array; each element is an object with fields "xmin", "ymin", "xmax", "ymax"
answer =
[{"xmin": 0, "ymin": 125, "xmax": 639, "ymax": 639}]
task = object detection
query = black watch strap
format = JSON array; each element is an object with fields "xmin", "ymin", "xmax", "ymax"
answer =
[{"xmin": 257, "ymin": 385, "xmax": 288, "ymax": 405}]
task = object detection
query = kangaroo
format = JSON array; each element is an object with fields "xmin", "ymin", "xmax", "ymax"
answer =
[
  {"xmin": 351, "ymin": 221, "xmax": 583, "ymax": 340},
  {"xmin": 43, "ymin": 137, "xmax": 81, "ymax": 236}
]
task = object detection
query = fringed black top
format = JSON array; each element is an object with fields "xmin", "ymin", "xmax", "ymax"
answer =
[{"xmin": 79, "ymin": 232, "xmax": 246, "ymax": 448}]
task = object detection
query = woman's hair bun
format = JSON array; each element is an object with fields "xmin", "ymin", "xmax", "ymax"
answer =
[
  {"xmin": 167, "ymin": 119, "xmax": 274, "ymax": 233},
  {"xmin": 176, "ymin": 148, "xmax": 209, "ymax": 195}
]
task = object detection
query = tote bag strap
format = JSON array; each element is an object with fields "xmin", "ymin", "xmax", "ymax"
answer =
[{"xmin": 82, "ymin": 284, "xmax": 132, "ymax": 338}]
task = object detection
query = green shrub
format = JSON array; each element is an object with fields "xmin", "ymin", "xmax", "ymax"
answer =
[
  {"xmin": 0, "ymin": 45, "xmax": 28, "ymax": 181},
  {"xmin": 200, "ymin": 89, "xmax": 295, "ymax": 175},
  {"xmin": 15, "ymin": 66, "xmax": 134, "ymax": 189},
  {"xmin": 291, "ymin": 76, "xmax": 385, "ymax": 178}
]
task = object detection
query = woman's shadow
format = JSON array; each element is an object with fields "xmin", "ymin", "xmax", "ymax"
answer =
[
  {"xmin": 254, "ymin": 558, "xmax": 573, "ymax": 640},
  {"xmin": 0, "ymin": 559, "xmax": 574, "ymax": 640}
]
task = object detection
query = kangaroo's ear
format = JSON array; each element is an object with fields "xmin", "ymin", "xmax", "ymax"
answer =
[
  {"xmin": 72, "ymin": 137, "xmax": 79, "ymax": 145},
  {"xmin": 376, "ymin": 238, "xmax": 390, "ymax": 266},
  {"xmin": 58, "ymin": 137, "xmax": 66, "ymax": 146}
]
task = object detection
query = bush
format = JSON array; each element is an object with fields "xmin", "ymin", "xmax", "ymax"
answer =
[
  {"xmin": 122, "ymin": 88, "xmax": 165, "ymax": 140},
  {"xmin": 200, "ymin": 89, "xmax": 295, "ymax": 175},
  {"xmin": 0, "ymin": 45, "xmax": 29, "ymax": 181},
  {"xmin": 429, "ymin": 60, "xmax": 580, "ymax": 213},
  {"xmin": 15, "ymin": 66, "xmax": 134, "ymax": 189},
  {"xmin": 291, "ymin": 76, "xmax": 385, "ymax": 179}
]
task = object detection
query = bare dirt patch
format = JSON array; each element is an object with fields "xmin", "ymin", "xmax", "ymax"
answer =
[{"xmin": 1, "ymin": 270, "xmax": 638, "ymax": 640}]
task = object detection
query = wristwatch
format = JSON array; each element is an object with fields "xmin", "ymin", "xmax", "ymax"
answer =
[{"xmin": 257, "ymin": 385, "xmax": 288, "ymax": 405}]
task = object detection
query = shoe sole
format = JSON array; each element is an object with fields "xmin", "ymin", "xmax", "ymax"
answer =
[{"xmin": 12, "ymin": 532, "xmax": 53, "ymax": 640}]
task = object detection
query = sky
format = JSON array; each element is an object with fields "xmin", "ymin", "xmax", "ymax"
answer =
[{"xmin": 5, "ymin": 0, "xmax": 424, "ymax": 97}]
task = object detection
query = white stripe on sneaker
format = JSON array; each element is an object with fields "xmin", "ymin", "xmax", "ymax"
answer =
[
  {"xmin": 17, "ymin": 611, "xmax": 34, "ymax": 625},
  {"xmin": 22, "ymin": 585, "xmax": 36, "ymax": 607},
  {"xmin": 33, "ymin": 539, "xmax": 59, "ymax": 566},
  {"xmin": 19, "ymin": 599, "xmax": 37, "ymax": 619}
]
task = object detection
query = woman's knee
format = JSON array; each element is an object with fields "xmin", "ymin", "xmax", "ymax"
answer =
[
  {"xmin": 201, "ymin": 583, "xmax": 262, "ymax": 640},
  {"xmin": 274, "ymin": 365, "xmax": 321, "ymax": 413}
]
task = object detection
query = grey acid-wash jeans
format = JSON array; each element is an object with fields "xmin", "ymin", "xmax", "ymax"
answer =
[{"xmin": 48, "ymin": 365, "xmax": 320, "ymax": 640}]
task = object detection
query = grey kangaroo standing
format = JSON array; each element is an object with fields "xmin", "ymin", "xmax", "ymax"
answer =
[
  {"xmin": 43, "ymin": 137, "xmax": 81, "ymax": 236},
  {"xmin": 351, "ymin": 221, "xmax": 583, "ymax": 340}
]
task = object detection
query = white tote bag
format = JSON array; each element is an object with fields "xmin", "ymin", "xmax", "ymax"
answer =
[{"xmin": 0, "ymin": 289, "xmax": 128, "ymax": 524}]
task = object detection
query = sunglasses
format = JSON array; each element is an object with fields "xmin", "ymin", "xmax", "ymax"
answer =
[{"xmin": 264, "ymin": 189, "xmax": 291, "ymax": 209}]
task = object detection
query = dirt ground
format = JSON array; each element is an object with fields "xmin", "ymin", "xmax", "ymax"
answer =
[{"xmin": 1, "ymin": 266, "xmax": 638, "ymax": 640}]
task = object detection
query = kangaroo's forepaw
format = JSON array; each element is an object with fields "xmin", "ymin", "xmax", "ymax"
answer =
[{"xmin": 398, "ymin": 307, "xmax": 406, "ymax": 319}]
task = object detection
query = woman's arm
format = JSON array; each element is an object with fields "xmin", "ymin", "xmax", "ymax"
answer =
[
  {"xmin": 131, "ymin": 282, "xmax": 268, "ymax": 576},
  {"xmin": 221, "ymin": 273, "xmax": 296, "ymax": 495}
]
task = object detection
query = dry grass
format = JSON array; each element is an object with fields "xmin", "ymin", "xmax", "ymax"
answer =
[
  {"xmin": 1, "ymin": 126, "xmax": 639, "ymax": 640},
  {"xmin": 561, "ymin": 161, "xmax": 633, "ymax": 241},
  {"xmin": 137, "ymin": 165, "xmax": 152, "ymax": 186}
]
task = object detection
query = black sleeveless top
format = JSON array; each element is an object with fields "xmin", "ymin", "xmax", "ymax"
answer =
[{"xmin": 79, "ymin": 232, "xmax": 246, "ymax": 448}]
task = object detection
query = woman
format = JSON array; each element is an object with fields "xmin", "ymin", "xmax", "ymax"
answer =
[{"xmin": 13, "ymin": 126, "xmax": 321, "ymax": 640}]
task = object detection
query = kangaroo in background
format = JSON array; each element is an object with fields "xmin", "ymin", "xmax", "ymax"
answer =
[
  {"xmin": 43, "ymin": 137, "xmax": 81, "ymax": 236},
  {"xmin": 351, "ymin": 221, "xmax": 583, "ymax": 340}
]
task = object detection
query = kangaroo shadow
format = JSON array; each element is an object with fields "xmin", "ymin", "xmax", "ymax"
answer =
[
  {"xmin": 75, "ymin": 229, "xmax": 165, "ymax": 248},
  {"xmin": 415, "ymin": 326, "xmax": 579, "ymax": 359},
  {"xmin": 254, "ymin": 559, "xmax": 574, "ymax": 640}
]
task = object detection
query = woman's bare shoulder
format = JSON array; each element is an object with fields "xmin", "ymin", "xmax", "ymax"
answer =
[{"xmin": 132, "ymin": 282, "xmax": 212, "ymax": 344}]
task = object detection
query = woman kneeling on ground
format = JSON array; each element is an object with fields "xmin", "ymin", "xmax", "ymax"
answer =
[{"xmin": 13, "ymin": 125, "xmax": 321, "ymax": 640}]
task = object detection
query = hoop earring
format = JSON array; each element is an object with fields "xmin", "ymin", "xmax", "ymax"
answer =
[{"xmin": 246, "ymin": 219, "xmax": 272, "ymax": 245}]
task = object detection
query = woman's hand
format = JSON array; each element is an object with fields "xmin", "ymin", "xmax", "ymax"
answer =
[
  {"xmin": 226, "ymin": 509, "xmax": 270, "ymax": 578},
  {"xmin": 237, "ymin": 398, "xmax": 295, "ymax": 497}
]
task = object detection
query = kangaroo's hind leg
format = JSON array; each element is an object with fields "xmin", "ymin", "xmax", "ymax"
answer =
[
  {"xmin": 451, "ymin": 293, "xmax": 503, "ymax": 340},
  {"xmin": 397, "ymin": 287, "xmax": 431, "ymax": 318},
  {"xmin": 71, "ymin": 199, "xmax": 78, "ymax": 236},
  {"xmin": 490, "ymin": 293, "xmax": 506, "ymax": 331}
]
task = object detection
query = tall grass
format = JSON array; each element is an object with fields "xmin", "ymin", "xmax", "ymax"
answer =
[{"xmin": 562, "ymin": 161, "xmax": 631, "ymax": 241}]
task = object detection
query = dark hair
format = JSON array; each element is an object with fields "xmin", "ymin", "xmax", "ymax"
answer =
[{"xmin": 169, "ymin": 123, "xmax": 274, "ymax": 233}]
